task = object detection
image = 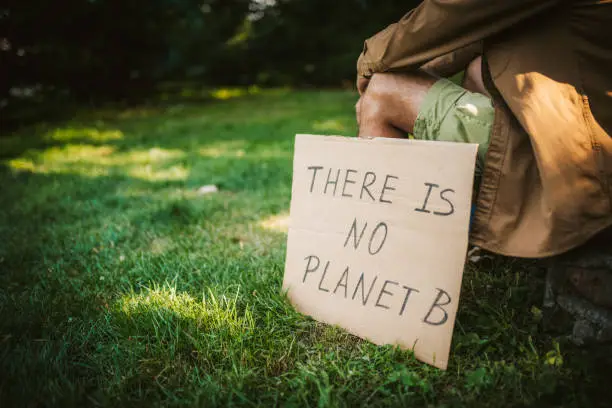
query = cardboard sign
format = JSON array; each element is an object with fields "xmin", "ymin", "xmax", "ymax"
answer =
[{"xmin": 282, "ymin": 134, "xmax": 478, "ymax": 370}]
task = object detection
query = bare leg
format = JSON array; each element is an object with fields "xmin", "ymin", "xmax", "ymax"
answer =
[
  {"xmin": 357, "ymin": 71, "xmax": 438, "ymax": 138},
  {"xmin": 356, "ymin": 57, "xmax": 489, "ymax": 138}
]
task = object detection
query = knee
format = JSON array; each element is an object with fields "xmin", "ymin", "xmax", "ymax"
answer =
[
  {"xmin": 356, "ymin": 93, "xmax": 385, "ymax": 126},
  {"xmin": 356, "ymin": 73, "xmax": 400, "ymax": 123},
  {"xmin": 356, "ymin": 71, "xmax": 436, "ymax": 128}
]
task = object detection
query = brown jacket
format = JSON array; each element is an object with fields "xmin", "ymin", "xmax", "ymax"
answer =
[{"xmin": 357, "ymin": 0, "xmax": 612, "ymax": 258}]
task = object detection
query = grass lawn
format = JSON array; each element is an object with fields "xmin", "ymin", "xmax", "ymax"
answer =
[{"xmin": 0, "ymin": 88, "xmax": 610, "ymax": 407}]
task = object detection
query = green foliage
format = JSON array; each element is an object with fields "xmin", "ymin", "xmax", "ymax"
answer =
[
  {"xmin": 1, "ymin": 89, "xmax": 610, "ymax": 407},
  {"xmin": 225, "ymin": 0, "xmax": 422, "ymax": 86},
  {"xmin": 3, "ymin": 0, "xmax": 251, "ymax": 98},
  {"xmin": 2, "ymin": 0, "xmax": 420, "ymax": 102}
]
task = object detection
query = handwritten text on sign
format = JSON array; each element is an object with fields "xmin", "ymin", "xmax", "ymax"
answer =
[{"xmin": 282, "ymin": 135, "xmax": 477, "ymax": 369}]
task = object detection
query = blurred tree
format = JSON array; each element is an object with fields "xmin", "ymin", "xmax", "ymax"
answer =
[
  {"xmin": 0, "ymin": 0, "xmax": 421, "ymax": 116},
  {"xmin": 1, "ymin": 0, "xmax": 250, "ymax": 100},
  {"xmin": 237, "ymin": 0, "xmax": 421, "ymax": 86}
]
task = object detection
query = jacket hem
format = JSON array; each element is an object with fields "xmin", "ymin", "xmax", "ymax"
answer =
[
  {"xmin": 357, "ymin": 58, "xmax": 388, "ymax": 78},
  {"xmin": 471, "ymin": 218, "xmax": 612, "ymax": 259}
]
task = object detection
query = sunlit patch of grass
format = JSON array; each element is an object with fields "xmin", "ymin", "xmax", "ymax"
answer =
[
  {"xmin": 128, "ymin": 164, "xmax": 189, "ymax": 182},
  {"xmin": 198, "ymin": 140, "xmax": 247, "ymax": 158},
  {"xmin": 6, "ymin": 157, "xmax": 36, "ymax": 172},
  {"xmin": 41, "ymin": 144, "xmax": 117, "ymax": 161},
  {"xmin": 6, "ymin": 144, "xmax": 116, "ymax": 175},
  {"xmin": 45, "ymin": 127, "xmax": 124, "ymax": 142},
  {"xmin": 211, "ymin": 86, "xmax": 261, "ymax": 101},
  {"xmin": 259, "ymin": 212, "xmax": 290, "ymax": 233},
  {"xmin": 115, "ymin": 284, "xmax": 254, "ymax": 337},
  {"xmin": 4, "ymin": 144, "xmax": 187, "ymax": 180},
  {"xmin": 312, "ymin": 119, "xmax": 348, "ymax": 133}
]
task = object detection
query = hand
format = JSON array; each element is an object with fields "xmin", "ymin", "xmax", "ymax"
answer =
[{"xmin": 357, "ymin": 76, "xmax": 371, "ymax": 96}]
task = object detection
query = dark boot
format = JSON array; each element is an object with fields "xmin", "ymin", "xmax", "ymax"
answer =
[{"xmin": 544, "ymin": 228, "xmax": 612, "ymax": 345}]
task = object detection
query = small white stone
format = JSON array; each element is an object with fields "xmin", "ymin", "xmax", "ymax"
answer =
[{"xmin": 197, "ymin": 185, "xmax": 219, "ymax": 195}]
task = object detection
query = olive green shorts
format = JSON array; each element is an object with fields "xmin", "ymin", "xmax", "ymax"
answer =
[{"xmin": 413, "ymin": 78, "xmax": 493, "ymax": 175}]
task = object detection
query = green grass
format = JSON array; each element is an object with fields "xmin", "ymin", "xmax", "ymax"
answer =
[{"xmin": 0, "ymin": 88, "xmax": 609, "ymax": 407}]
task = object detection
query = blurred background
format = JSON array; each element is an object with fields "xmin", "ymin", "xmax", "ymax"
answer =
[{"xmin": 2, "ymin": 0, "xmax": 421, "ymax": 129}]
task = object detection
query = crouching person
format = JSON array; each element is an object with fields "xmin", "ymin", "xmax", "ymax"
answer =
[{"xmin": 355, "ymin": 0, "xmax": 612, "ymax": 343}]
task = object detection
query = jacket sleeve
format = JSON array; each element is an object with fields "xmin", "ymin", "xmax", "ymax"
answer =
[
  {"xmin": 357, "ymin": 0, "xmax": 559, "ymax": 78},
  {"xmin": 420, "ymin": 41, "xmax": 482, "ymax": 78}
]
